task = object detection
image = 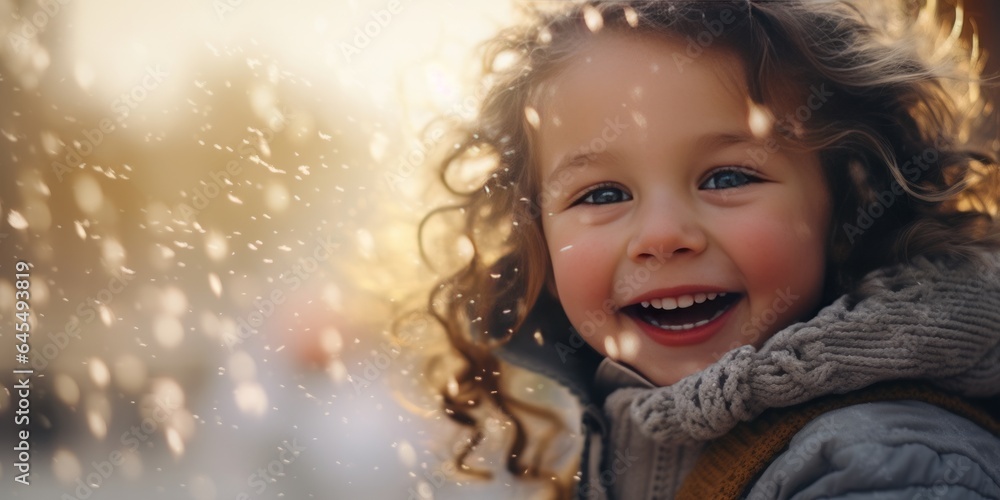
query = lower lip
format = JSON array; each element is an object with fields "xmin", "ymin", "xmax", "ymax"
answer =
[{"xmin": 630, "ymin": 299, "xmax": 739, "ymax": 347}]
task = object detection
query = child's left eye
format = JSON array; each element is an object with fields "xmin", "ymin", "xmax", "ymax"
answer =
[{"xmin": 700, "ymin": 167, "xmax": 761, "ymax": 190}]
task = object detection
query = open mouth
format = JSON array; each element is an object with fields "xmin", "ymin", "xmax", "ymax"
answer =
[{"xmin": 623, "ymin": 292, "xmax": 742, "ymax": 331}]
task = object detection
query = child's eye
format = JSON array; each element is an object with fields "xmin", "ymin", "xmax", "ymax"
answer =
[
  {"xmin": 700, "ymin": 167, "xmax": 761, "ymax": 190},
  {"xmin": 575, "ymin": 184, "xmax": 632, "ymax": 205}
]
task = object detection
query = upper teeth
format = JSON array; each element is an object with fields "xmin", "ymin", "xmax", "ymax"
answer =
[{"xmin": 640, "ymin": 292, "xmax": 727, "ymax": 310}]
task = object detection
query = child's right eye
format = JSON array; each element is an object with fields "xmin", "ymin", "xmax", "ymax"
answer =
[{"xmin": 574, "ymin": 184, "xmax": 632, "ymax": 205}]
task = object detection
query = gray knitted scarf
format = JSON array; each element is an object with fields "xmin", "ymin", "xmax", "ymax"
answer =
[{"xmin": 598, "ymin": 252, "xmax": 1000, "ymax": 498}]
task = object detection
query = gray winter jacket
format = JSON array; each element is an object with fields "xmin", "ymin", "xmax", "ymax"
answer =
[
  {"xmin": 500, "ymin": 252, "xmax": 1000, "ymax": 499},
  {"xmin": 746, "ymin": 399, "xmax": 1000, "ymax": 499}
]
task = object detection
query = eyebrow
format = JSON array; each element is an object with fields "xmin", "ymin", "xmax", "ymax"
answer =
[
  {"xmin": 695, "ymin": 131, "xmax": 761, "ymax": 150},
  {"xmin": 545, "ymin": 130, "xmax": 761, "ymax": 182},
  {"xmin": 546, "ymin": 150, "xmax": 616, "ymax": 184}
]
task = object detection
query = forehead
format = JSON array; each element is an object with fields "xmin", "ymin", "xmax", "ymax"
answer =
[
  {"xmin": 532, "ymin": 32, "xmax": 755, "ymax": 176},
  {"xmin": 533, "ymin": 31, "xmax": 748, "ymax": 107}
]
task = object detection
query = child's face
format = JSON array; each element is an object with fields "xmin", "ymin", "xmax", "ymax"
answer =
[{"xmin": 535, "ymin": 33, "xmax": 832, "ymax": 386}]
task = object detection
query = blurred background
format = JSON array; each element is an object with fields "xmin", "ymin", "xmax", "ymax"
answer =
[{"xmin": 0, "ymin": 0, "xmax": 997, "ymax": 499}]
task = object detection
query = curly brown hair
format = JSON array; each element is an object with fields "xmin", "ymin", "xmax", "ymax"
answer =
[{"xmin": 407, "ymin": 0, "xmax": 1000, "ymax": 497}]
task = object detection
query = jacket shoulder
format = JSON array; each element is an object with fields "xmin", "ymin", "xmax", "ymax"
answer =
[{"xmin": 745, "ymin": 400, "xmax": 1000, "ymax": 499}]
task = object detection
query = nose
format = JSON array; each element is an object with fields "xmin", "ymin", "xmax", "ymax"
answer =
[{"xmin": 626, "ymin": 195, "xmax": 708, "ymax": 262}]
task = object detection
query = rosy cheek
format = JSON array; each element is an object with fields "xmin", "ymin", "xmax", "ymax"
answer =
[
  {"xmin": 724, "ymin": 220, "xmax": 793, "ymax": 279},
  {"xmin": 726, "ymin": 215, "xmax": 823, "ymax": 298},
  {"xmin": 725, "ymin": 210, "xmax": 826, "ymax": 329},
  {"xmin": 548, "ymin": 235, "xmax": 614, "ymax": 317},
  {"xmin": 552, "ymin": 246, "xmax": 600, "ymax": 292},
  {"xmin": 547, "ymin": 221, "xmax": 604, "ymax": 271}
]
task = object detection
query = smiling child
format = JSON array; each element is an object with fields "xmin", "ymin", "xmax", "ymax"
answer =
[{"xmin": 409, "ymin": 1, "xmax": 1000, "ymax": 498}]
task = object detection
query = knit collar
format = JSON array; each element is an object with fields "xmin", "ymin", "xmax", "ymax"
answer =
[
  {"xmin": 612, "ymin": 252, "xmax": 1000, "ymax": 445},
  {"xmin": 500, "ymin": 252, "xmax": 1000, "ymax": 444}
]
